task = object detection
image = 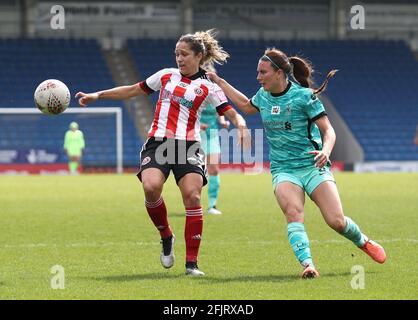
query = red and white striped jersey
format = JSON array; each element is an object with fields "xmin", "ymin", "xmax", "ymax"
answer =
[{"xmin": 139, "ymin": 68, "xmax": 232, "ymax": 141}]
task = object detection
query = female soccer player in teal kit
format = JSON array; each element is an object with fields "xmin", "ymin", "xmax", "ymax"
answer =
[{"xmin": 208, "ymin": 48, "xmax": 386, "ymax": 278}]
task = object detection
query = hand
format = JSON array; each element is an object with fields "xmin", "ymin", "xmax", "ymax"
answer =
[
  {"xmin": 200, "ymin": 123, "xmax": 208, "ymax": 131},
  {"xmin": 220, "ymin": 120, "xmax": 230, "ymax": 129},
  {"xmin": 308, "ymin": 150, "xmax": 330, "ymax": 168},
  {"xmin": 206, "ymin": 72, "xmax": 222, "ymax": 85},
  {"xmin": 75, "ymin": 92, "xmax": 99, "ymax": 107},
  {"xmin": 237, "ymin": 125, "xmax": 252, "ymax": 151}
]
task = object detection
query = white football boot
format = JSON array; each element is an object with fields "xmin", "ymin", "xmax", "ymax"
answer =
[
  {"xmin": 185, "ymin": 262, "xmax": 205, "ymax": 276},
  {"xmin": 160, "ymin": 234, "xmax": 175, "ymax": 269},
  {"xmin": 207, "ymin": 206, "xmax": 222, "ymax": 215}
]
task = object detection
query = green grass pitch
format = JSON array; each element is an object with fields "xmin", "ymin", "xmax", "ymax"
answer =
[{"xmin": 0, "ymin": 172, "xmax": 416, "ymax": 299}]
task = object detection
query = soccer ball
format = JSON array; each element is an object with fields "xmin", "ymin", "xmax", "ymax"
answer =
[{"xmin": 34, "ymin": 79, "xmax": 70, "ymax": 115}]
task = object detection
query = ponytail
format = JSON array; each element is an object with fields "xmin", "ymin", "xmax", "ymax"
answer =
[{"xmin": 289, "ymin": 56, "xmax": 338, "ymax": 94}]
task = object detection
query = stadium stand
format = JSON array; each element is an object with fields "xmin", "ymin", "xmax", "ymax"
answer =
[
  {"xmin": 0, "ymin": 38, "xmax": 142, "ymax": 167},
  {"xmin": 128, "ymin": 38, "xmax": 418, "ymax": 161}
]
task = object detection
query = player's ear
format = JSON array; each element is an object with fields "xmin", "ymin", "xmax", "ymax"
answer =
[{"xmin": 196, "ymin": 52, "xmax": 203, "ymax": 62}]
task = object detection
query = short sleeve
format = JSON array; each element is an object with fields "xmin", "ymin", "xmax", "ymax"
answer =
[
  {"xmin": 305, "ymin": 92, "xmax": 326, "ymax": 120},
  {"xmin": 250, "ymin": 88, "xmax": 264, "ymax": 112},
  {"xmin": 146, "ymin": 69, "xmax": 170, "ymax": 92},
  {"xmin": 204, "ymin": 83, "xmax": 232, "ymax": 115},
  {"xmin": 206, "ymin": 83, "xmax": 228, "ymax": 107}
]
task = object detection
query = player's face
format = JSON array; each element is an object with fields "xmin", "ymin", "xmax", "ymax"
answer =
[
  {"xmin": 175, "ymin": 41, "xmax": 202, "ymax": 77},
  {"xmin": 257, "ymin": 60, "xmax": 282, "ymax": 92}
]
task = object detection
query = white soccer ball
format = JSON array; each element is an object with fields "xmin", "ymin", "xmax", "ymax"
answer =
[{"xmin": 34, "ymin": 79, "xmax": 70, "ymax": 115}]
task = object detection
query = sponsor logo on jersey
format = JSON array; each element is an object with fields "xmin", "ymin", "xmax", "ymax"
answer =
[
  {"xmin": 161, "ymin": 89, "xmax": 194, "ymax": 109},
  {"xmin": 194, "ymin": 87, "xmax": 204, "ymax": 96},
  {"xmin": 271, "ymin": 106, "xmax": 281, "ymax": 114},
  {"xmin": 178, "ymin": 81, "xmax": 188, "ymax": 88}
]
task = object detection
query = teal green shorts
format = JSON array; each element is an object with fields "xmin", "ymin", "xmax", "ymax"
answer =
[
  {"xmin": 272, "ymin": 166, "xmax": 335, "ymax": 197},
  {"xmin": 200, "ymin": 128, "xmax": 221, "ymax": 155}
]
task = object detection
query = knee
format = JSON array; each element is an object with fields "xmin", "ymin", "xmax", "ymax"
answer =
[
  {"xmin": 327, "ymin": 216, "xmax": 346, "ymax": 233},
  {"xmin": 283, "ymin": 207, "xmax": 304, "ymax": 223},
  {"xmin": 207, "ymin": 165, "xmax": 219, "ymax": 176},
  {"xmin": 142, "ymin": 180, "xmax": 163, "ymax": 201},
  {"xmin": 183, "ymin": 190, "xmax": 201, "ymax": 207}
]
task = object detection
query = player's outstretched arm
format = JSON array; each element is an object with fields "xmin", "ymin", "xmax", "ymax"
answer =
[
  {"xmin": 207, "ymin": 72, "xmax": 257, "ymax": 115},
  {"xmin": 75, "ymin": 84, "xmax": 146, "ymax": 107}
]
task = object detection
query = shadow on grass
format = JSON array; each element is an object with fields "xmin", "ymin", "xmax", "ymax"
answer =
[
  {"xmin": 201, "ymin": 270, "xmax": 359, "ymax": 284},
  {"xmin": 83, "ymin": 273, "xmax": 184, "ymax": 282},
  {"xmin": 80, "ymin": 270, "xmax": 367, "ymax": 284},
  {"xmin": 203, "ymin": 274, "xmax": 300, "ymax": 283}
]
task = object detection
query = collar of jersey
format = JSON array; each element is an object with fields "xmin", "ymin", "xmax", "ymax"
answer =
[
  {"xmin": 270, "ymin": 81, "xmax": 292, "ymax": 97},
  {"xmin": 180, "ymin": 68, "xmax": 206, "ymax": 80}
]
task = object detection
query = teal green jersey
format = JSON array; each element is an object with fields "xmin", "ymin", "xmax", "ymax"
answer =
[
  {"xmin": 200, "ymin": 103, "xmax": 218, "ymax": 130},
  {"xmin": 251, "ymin": 81, "xmax": 327, "ymax": 171}
]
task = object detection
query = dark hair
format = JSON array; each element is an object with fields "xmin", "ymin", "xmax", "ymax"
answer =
[
  {"xmin": 178, "ymin": 29, "xmax": 229, "ymax": 66},
  {"xmin": 261, "ymin": 48, "xmax": 338, "ymax": 94}
]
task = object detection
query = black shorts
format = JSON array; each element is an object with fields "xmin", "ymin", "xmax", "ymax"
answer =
[{"xmin": 137, "ymin": 137, "xmax": 208, "ymax": 186}]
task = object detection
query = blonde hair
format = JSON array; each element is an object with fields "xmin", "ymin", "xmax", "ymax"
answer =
[
  {"xmin": 202, "ymin": 61, "xmax": 217, "ymax": 73},
  {"xmin": 178, "ymin": 29, "xmax": 229, "ymax": 66}
]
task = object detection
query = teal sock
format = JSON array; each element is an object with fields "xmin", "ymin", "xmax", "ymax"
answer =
[
  {"xmin": 341, "ymin": 216, "xmax": 366, "ymax": 247},
  {"xmin": 208, "ymin": 175, "xmax": 220, "ymax": 208},
  {"xmin": 287, "ymin": 222, "xmax": 314, "ymax": 268}
]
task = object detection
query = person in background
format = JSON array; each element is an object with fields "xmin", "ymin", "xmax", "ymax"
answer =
[
  {"xmin": 200, "ymin": 63, "xmax": 230, "ymax": 215},
  {"xmin": 64, "ymin": 121, "xmax": 85, "ymax": 175}
]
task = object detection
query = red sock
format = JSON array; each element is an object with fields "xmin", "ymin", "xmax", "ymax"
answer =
[
  {"xmin": 145, "ymin": 197, "xmax": 172, "ymax": 239},
  {"xmin": 185, "ymin": 207, "xmax": 203, "ymax": 262}
]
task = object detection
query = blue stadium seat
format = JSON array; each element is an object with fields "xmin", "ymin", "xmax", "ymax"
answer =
[{"xmin": 0, "ymin": 38, "xmax": 143, "ymax": 167}]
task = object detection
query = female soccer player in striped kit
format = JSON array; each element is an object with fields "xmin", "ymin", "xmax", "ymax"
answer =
[
  {"xmin": 207, "ymin": 48, "xmax": 386, "ymax": 278},
  {"xmin": 75, "ymin": 30, "xmax": 250, "ymax": 276}
]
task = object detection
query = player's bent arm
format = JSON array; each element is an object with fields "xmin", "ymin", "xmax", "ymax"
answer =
[
  {"xmin": 218, "ymin": 115, "xmax": 230, "ymax": 128},
  {"xmin": 223, "ymin": 108, "xmax": 246, "ymax": 129},
  {"xmin": 207, "ymin": 72, "xmax": 257, "ymax": 115},
  {"xmin": 216, "ymin": 79, "xmax": 258, "ymax": 115},
  {"xmin": 315, "ymin": 115, "xmax": 336, "ymax": 157},
  {"xmin": 223, "ymin": 108, "xmax": 252, "ymax": 150}
]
